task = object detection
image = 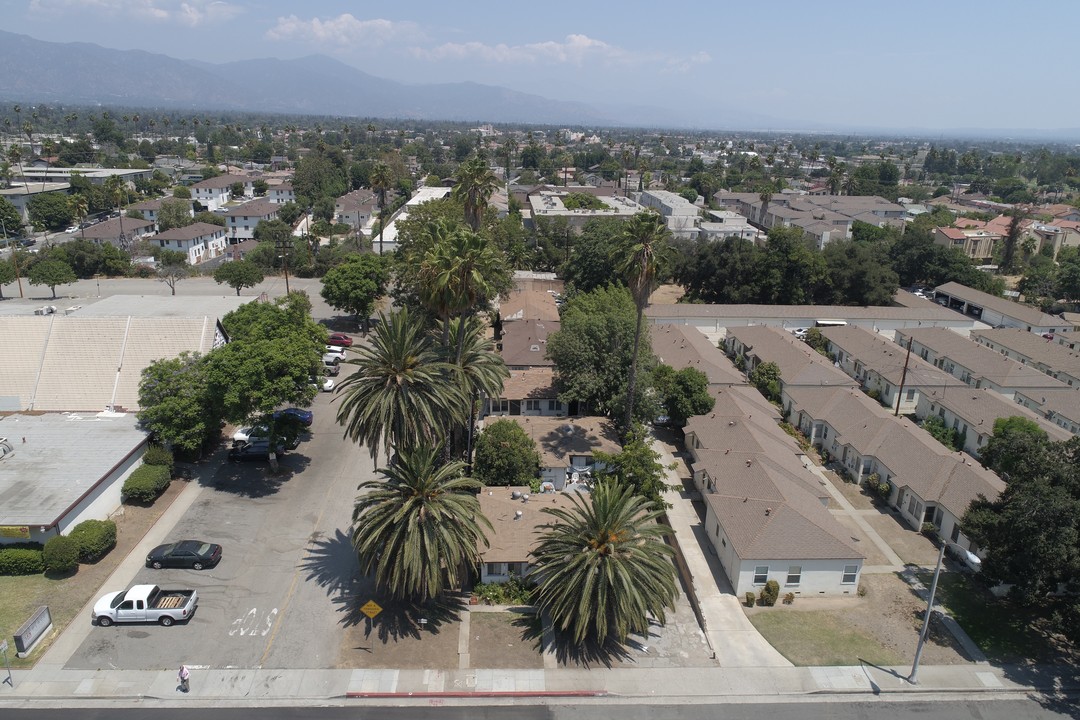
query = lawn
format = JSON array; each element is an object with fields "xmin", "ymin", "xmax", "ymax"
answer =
[
  {"xmin": 920, "ymin": 571, "xmax": 1074, "ymax": 664},
  {"xmin": 748, "ymin": 610, "xmax": 903, "ymax": 667}
]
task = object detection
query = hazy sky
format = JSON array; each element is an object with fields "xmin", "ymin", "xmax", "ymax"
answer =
[{"xmin": 9, "ymin": 0, "xmax": 1079, "ymax": 131}]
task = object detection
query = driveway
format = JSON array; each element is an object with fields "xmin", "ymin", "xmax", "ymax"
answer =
[{"xmin": 64, "ymin": 389, "xmax": 374, "ymax": 671}]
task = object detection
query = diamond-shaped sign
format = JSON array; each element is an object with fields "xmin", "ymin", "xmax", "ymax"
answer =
[{"xmin": 360, "ymin": 600, "xmax": 383, "ymax": 619}]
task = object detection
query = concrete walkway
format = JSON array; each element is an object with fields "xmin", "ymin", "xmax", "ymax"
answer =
[{"xmin": 653, "ymin": 439, "xmax": 792, "ymax": 668}]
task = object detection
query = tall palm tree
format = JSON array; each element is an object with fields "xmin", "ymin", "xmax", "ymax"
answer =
[
  {"xmin": 757, "ymin": 184, "xmax": 774, "ymax": 228},
  {"xmin": 443, "ymin": 316, "xmax": 509, "ymax": 465},
  {"xmin": 69, "ymin": 194, "xmax": 88, "ymax": 238},
  {"xmin": 353, "ymin": 442, "xmax": 492, "ymax": 601},
  {"xmin": 335, "ymin": 307, "xmax": 467, "ymax": 464},
  {"xmin": 369, "ymin": 162, "xmax": 393, "ymax": 255},
  {"xmin": 451, "ymin": 155, "xmax": 500, "ymax": 232},
  {"xmin": 531, "ymin": 481, "xmax": 677, "ymax": 646},
  {"xmin": 615, "ymin": 211, "xmax": 670, "ymax": 431},
  {"xmin": 104, "ymin": 175, "xmax": 127, "ymax": 248}
]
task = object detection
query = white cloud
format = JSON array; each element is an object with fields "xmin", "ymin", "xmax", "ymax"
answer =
[
  {"xmin": 416, "ymin": 34, "xmax": 710, "ymax": 73},
  {"xmin": 265, "ymin": 14, "xmax": 422, "ymax": 47},
  {"xmin": 29, "ymin": 0, "xmax": 241, "ymax": 26}
]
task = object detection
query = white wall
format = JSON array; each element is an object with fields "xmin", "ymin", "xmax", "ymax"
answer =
[
  {"xmin": 733, "ymin": 557, "xmax": 863, "ymax": 597},
  {"xmin": 58, "ymin": 440, "xmax": 147, "ymax": 535}
]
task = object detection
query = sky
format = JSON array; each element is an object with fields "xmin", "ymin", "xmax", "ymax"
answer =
[{"xmin": 8, "ymin": 0, "xmax": 1080, "ymax": 132}]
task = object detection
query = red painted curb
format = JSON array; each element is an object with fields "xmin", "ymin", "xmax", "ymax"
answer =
[{"xmin": 346, "ymin": 690, "xmax": 607, "ymax": 699}]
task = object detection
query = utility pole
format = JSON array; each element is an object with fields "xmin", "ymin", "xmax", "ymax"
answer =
[
  {"xmin": 894, "ymin": 336, "xmax": 913, "ymax": 417},
  {"xmin": 0, "ymin": 217, "xmax": 24, "ymax": 297},
  {"xmin": 274, "ymin": 237, "xmax": 291, "ymax": 295},
  {"xmin": 908, "ymin": 542, "xmax": 946, "ymax": 684}
]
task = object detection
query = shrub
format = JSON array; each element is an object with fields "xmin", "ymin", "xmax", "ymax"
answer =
[
  {"xmin": 68, "ymin": 519, "xmax": 117, "ymax": 562},
  {"xmin": 857, "ymin": 583, "xmax": 868, "ymax": 597},
  {"xmin": 745, "ymin": 591, "xmax": 756, "ymax": 607},
  {"xmin": 759, "ymin": 579, "xmax": 780, "ymax": 607},
  {"xmin": 921, "ymin": 522, "xmax": 939, "ymax": 539},
  {"xmin": 43, "ymin": 535, "xmax": 80, "ymax": 573},
  {"xmin": 473, "ymin": 576, "xmax": 534, "ymax": 605},
  {"xmin": 783, "ymin": 592, "xmax": 795, "ymax": 605},
  {"xmin": 142, "ymin": 445, "xmax": 174, "ymax": 472},
  {"xmin": 122, "ymin": 464, "xmax": 172, "ymax": 504},
  {"xmin": 0, "ymin": 547, "xmax": 45, "ymax": 575}
]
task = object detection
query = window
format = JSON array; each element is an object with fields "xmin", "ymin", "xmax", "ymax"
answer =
[
  {"xmin": 489, "ymin": 399, "xmax": 509, "ymax": 414},
  {"xmin": 507, "ymin": 562, "xmax": 525, "ymax": 576},
  {"xmin": 485, "ymin": 563, "xmax": 501, "ymax": 576},
  {"xmin": 906, "ymin": 389, "xmax": 916, "ymax": 401},
  {"xmin": 951, "ymin": 525, "xmax": 960, "ymax": 543},
  {"xmin": 753, "ymin": 566, "xmax": 768, "ymax": 585},
  {"xmin": 548, "ymin": 400, "xmax": 560, "ymax": 411},
  {"xmin": 842, "ymin": 565, "xmax": 858, "ymax": 584},
  {"xmin": 786, "ymin": 566, "xmax": 802, "ymax": 585},
  {"xmin": 525, "ymin": 399, "xmax": 540, "ymax": 411}
]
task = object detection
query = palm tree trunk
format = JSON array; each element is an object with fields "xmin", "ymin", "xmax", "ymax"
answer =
[{"xmin": 623, "ymin": 303, "xmax": 645, "ymax": 432}]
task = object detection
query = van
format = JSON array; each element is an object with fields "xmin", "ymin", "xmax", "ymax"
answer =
[{"xmin": 814, "ymin": 319, "xmax": 848, "ymax": 328}]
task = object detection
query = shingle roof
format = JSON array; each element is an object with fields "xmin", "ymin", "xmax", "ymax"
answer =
[
  {"xmin": 79, "ymin": 217, "xmax": 155, "ymax": 239},
  {"xmin": 500, "ymin": 367, "xmax": 557, "ymax": 400},
  {"xmin": 500, "ymin": 319, "xmax": 557, "ymax": 367},
  {"xmin": 971, "ymin": 327, "xmax": 1080, "ymax": 380},
  {"xmin": 223, "ymin": 198, "xmax": 278, "ymax": 217},
  {"xmin": 646, "ymin": 296, "xmax": 961, "ymax": 323},
  {"xmin": 502, "ymin": 416, "xmax": 620, "ymax": 469},
  {"xmin": 191, "ymin": 174, "xmax": 249, "ymax": 190},
  {"xmin": 920, "ymin": 387, "xmax": 1072, "ymax": 442},
  {"xmin": 498, "ymin": 288, "xmax": 560, "ymax": 323},
  {"xmin": 726, "ymin": 326, "xmax": 857, "ymax": 388},
  {"xmin": 822, "ymin": 325, "xmax": 966, "ymax": 389},
  {"xmin": 650, "ymin": 324, "xmax": 745, "ymax": 387},
  {"xmin": 154, "ymin": 222, "xmax": 226, "ymax": 242}
]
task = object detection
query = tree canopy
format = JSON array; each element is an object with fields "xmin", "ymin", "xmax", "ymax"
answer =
[
  {"xmin": 213, "ymin": 260, "xmax": 264, "ymax": 295},
  {"xmin": 319, "ymin": 254, "xmax": 390, "ymax": 324},
  {"xmin": 473, "ymin": 418, "xmax": 540, "ymax": 487}
]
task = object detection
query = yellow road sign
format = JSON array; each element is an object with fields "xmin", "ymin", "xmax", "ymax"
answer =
[{"xmin": 360, "ymin": 600, "xmax": 383, "ymax": 619}]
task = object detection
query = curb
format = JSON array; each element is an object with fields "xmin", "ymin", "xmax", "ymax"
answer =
[{"xmin": 345, "ymin": 690, "xmax": 608, "ymax": 699}]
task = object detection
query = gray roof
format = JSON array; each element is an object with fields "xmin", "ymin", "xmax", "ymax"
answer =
[
  {"xmin": 0, "ymin": 413, "xmax": 147, "ymax": 526},
  {"xmin": 971, "ymin": 328, "xmax": 1080, "ymax": 380},
  {"xmin": 935, "ymin": 281, "xmax": 1065, "ymax": 327},
  {"xmin": 500, "ymin": 319, "xmax": 557, "ymax": 367},
  {"xmin": 920, "ymin": 387, "xmax": 1072, "ymax": 442},
  {"xmin": 1016, "ymin": 387, "xmax": 1080, "ymax": 424},
  {"xmin": 69, "ymin": 294, "xmax": 250, "ymax": 319},
  {"xmin": 822, "ymin": 325, "xmax": 966, "ymax": 389},
  {"xmin": 725, "ymin": 326, "xmax": 857, "ymax": 388},
  {"xmin": 79, "ymin": 217, "xmax": 155, "ymax": 240},
  {"xmin": 155, "ymin": 222, "xmax": 227, "ymax": 242},
  {"xmin": 223, "ymin": 199, "xmax": 278, "ymax": 218},
  {"xmin": 645, "ymin": 295, "xmax": 962, "ymax": 323},
  {"xmin": 191, "ymin": 174, "xmax": 250, "ymax": 190}
]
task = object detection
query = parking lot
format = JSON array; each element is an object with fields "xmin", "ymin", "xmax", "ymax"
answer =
[{"xmin": 65, "ymin": 389, "xmax": 375, "ymax": 671}]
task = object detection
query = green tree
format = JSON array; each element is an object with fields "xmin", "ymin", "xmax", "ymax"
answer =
[
  {"xmin": 157, "ymin": 198, "xmax": 193, "ymax": 231},
  {"xmin": 0, "ymin": 257, "xmax": 16, "ymax": 299},
  {"xmin": 531, "ymin": 481, "xmax": 677, "ymax": 645},
  {"xmin": 193, "ymin": 210, "xmax": 226, "ymax": 227},
  {"xmin": 0, "ymin": 197, "xmax": 22, "ymax": 236},
  {"xmin": 445, "ymin": 316, "xmax": 510, "ymax": 461},
  {"xmin": 252, "ymin": 218, "xmax": 292, "ymax": 246},
  {"xmin": 592, "ymin": 424, "xmax": 675, "ymax": 508},
  {"xmin": 68, "ymin": 194, "xmax": 88, "ymax": 237},
  {"xmin": 749, "ymin": 361, "xmax": 782, "ymax": 402},
  {"xmin": 979, "ymin": 416, "xmax": 1051, "ymax": 479},
  {"xmin": 651, "ymin": 365, "xmax": 715, "ymax": 428},
  {"xmin": 28, "ymin": 258, "xmax": 76, "ymax": 298},
  {"xmin": 157, "ymin": 249, "xmax": 189, "ymax": 296},
  {"xmin": 452, "ymin": 155, "xmax": 500, "ymax": 232},
  {"xmin": 172, "ymin": 185, "xmax": 191, "ymax": 199},
  {"xmin": 335, "ymin": 307, "xmax": 468, "ymax": 463},
  {"xmin": 614, "ymin": 211, "xmax": 670, "ymax": 432},
  {"xmin": 253, "ymin": 179, "xmax": 269, "ymax": 196},
  {"xmin": 547, "ymin": 285, "xmax": 651, "ymax": 417},
  {"xmin": 352, "ymin": 442, "xmax": 492, "ymax": 601},
  {"xmin": 27, "ymin": 192, "xmax": 74, "ymax": 231},
  {"xmin": 473, "ymin": 418, "xmax": 540, "ymax": 486},
  {"xmin": 137, "ymin": 352, "xmax": 216, "ymax": 454},
  {"xmin": 560, "ymin": 218, "xmax": 626, "ymax": 294},
  {"xmin": 319, "ymin": 254, "xmax": 390, "ymax": 326},
  {"xmin": 213, "ymin": 260, "xmax": 264, "ymax": 295}
]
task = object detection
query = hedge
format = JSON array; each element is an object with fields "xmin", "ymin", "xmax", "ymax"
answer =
[
  {"xmin": 142, "ymin": 445, "xmax": 174, "ymax": 472},
  {"xmin": 68, "ymin": 519, "xmax": 117, "ymax": 562},
  {"xmin": 122, "ymin": 464, "xmax": 172, "ymax": 504},
  {"xmin": 0, "ymin": 547, "xmax": 45, "ymax": 575},
  {"xmin": 43, "ymin": 535, "xmax": 80, "ymax": 573}
]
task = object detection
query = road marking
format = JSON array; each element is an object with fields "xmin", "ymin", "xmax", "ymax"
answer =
[{"xmin": 229, "ymin": 608, "xmax": 277, "ymax": 637}]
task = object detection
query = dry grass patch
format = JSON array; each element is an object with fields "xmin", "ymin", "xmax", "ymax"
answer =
[{"xmin": 749, "ymin": 609, "xmax": 903, "ymax": 667}]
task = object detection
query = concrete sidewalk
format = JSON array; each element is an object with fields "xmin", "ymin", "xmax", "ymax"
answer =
[{"xmin": 2, "ymin": 661, "xmax": 1070, "ymax": 705}]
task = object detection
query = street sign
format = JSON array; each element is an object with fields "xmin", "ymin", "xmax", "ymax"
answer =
[{"xmin": 360, "ymin": 600, "xmax": 383, "ymax": 619}]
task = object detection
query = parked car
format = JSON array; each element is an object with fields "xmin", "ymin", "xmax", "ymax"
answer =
[
  {"xmin": 228, "ymin": 440, "xmax": 285, "ymax": 461},
  {"xmin": 274, "ymin": 407, "xmax": 313, "ymax": 426},
  {"xmin": 327, "ymin": 333, "xmax": 353, "ymax": 347},
  {"xmin": 324, "ymin": 346, "xmax": 346, "ymax": 360},
  {"xmin": 323, "ymin": 360, "xmax": 341, "ymax": 377},
  {"xmin": 65, "ymin": 225, "xmax": 79, "ymax": 234},
  {"xmin": 146, "ymin": 540, "xmax": 222, "ymax": 570},
  {"xmin": 232, "ymin": 424, "xmax": 269, "ymax": 444},
  {"xmin": 791, "ymin": 327, "xmax": 809, "ymax": 340},
  {"xmin": 92, "ymin": 584, "xmax": 198, "ymax": 627},
  {"xmin": 311, "ymin": 376, "xmax": 335, "ymax": 393}
]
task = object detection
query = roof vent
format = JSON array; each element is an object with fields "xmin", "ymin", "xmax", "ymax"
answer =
[
  {"xmin": 511, "ymin": 491, "xmax": 521, "ymax": 499},
  {"xmin": 514, "ymin": 510, "xmax": 523, "ymax": 519}
]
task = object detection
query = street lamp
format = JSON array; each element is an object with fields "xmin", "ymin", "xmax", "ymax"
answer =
[{"xmin": 907, "ymin": 542, "xmax": 946, "ymax": 684}]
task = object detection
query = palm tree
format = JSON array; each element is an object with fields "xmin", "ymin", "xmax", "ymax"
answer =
[
  {"xmin": 369, "ymin": 162, "xmax": 393, "ymax": 255},
  {"xmin": 69, "ymin": 194, "xmax": 88, "ymax": 238},
  {"xmin": 104, "ymin": 175, "xmax": 127, "ymax": 248},
  {"xmin": 615, "ymin": 211, "xmax": 670, "ymax": 431},
  {"xmin": 531, "ymin": 481, "xmax": 677, "ymax": 646},
  {"xmin": 335, "ymin": 307, "xmax": 467, "ymax": 464},
  {"xmin": 757, "ymin": 184, "xmax": 774, "ymax": 228},
  {"xmin": 352, "ymin": 442, "xmax": 491, "ymax": 601},
  {"xmin": 443, "ymin": 316, "xmax": 509, "ymax": 465},
  {"xmin": 451, "ymin": 155, "xmax": 500, "ymax": 232}
]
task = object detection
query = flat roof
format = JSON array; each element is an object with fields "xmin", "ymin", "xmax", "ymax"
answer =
[
  {"xmin": 0, "ymin": 412, "xmax": 147, "ymax": 526},
  {"xmin": 935, "ymin": 281, "xmax": 1065, "ymax": 327},
  {"xmin": 69, "ymin": 294, "xmax": 250, "ymax": 319}
]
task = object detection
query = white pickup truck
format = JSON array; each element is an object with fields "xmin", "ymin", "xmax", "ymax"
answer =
[{"xmin": 92, "ymin": 584, "xmax": 198, "ymax": 627}]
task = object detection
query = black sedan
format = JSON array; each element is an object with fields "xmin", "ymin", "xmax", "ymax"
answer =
[{"xmin": 146, "ymin": 540, "xmax": 222, "ymax": 570}]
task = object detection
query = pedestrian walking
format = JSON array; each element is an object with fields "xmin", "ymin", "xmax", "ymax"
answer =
[{"xmin": 177, "ymin": 664, "xmax": 190, "ymax": 693}]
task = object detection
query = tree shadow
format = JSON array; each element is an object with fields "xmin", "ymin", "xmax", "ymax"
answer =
[
  {"xmin": 202, "ymin": 452, "xmax": 311, "ymax": 498},
  {"xmin": 512, "ymin": 611, "xmax": 634, "ymax": 669}
]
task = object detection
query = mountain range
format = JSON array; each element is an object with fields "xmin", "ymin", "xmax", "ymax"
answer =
[{"xmin": 0, "ymin": 30, "xmax": 785, "ymax": 130}]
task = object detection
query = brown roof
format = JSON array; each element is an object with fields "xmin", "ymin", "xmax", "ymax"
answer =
[
  {"xmin": 725, "ymin": 326, "xmax": 857, "ymax": 388},
  {"xmin": 79, "ymin": 217, "xmax": 155, "ymax": 240},
  {"xmin": 500, "ymin": 319, "xmax": 557, "ymax": 367},
  {"xmin": 821, "ymin": 325, "xmax": 966, "ymax": 389},
  {"xmin": 920, "ymin": 387, "xmax": 1072, "ymax": 443},
  {"xmin": 499, "ymin": 288, "xmax": 559, "ymax": 323},
  {"xmin": 155, "ymin": 222, "xmax": 227, "ymax": 242},
  {"xmin": 191, "ymin": 174, "xmax": 249, "ymax": 190},
  {"xmin": 500, "ymin": 367, "xmax": 557, "ymax": 401},
  {"xmin": 478, "ymin": 486, "xmax": 581, "ymax": 563},
  {"xmin": 971, "ymin": 327, "xmax": 1080, "ymax": 380},
  {"xmin": 650, "ymin": 324, "xmax": 745, "ymax": 387},
  {"xmin": 223, "ymin": 199, "xmax": 278, "ymax": 218},
  {"xmin": 935, "ymin": 282, "xmax": 1065, "ymax": 327},
  {"xmin": 502, "ymin": 416, "xmax": 620, "ymax": 470}
]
